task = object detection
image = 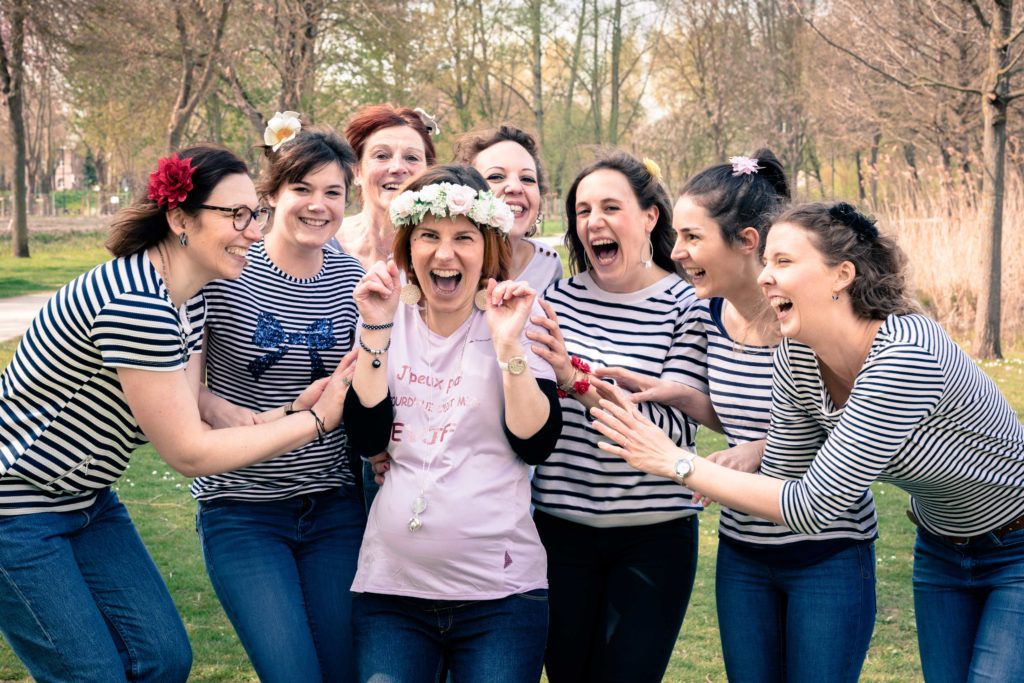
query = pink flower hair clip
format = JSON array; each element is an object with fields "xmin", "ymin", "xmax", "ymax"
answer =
[{"xmin": 729, "ymin": 156, "xmax": 761, "ymax": 177}]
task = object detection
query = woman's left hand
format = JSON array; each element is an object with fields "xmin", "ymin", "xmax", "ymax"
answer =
[
  {"xmin": 591, "ymin": 398, "xmax": 681, "ymax": 480},
  {"xmin": 483, "ymin": 278, "xmax": 537, "ymax": 349}
]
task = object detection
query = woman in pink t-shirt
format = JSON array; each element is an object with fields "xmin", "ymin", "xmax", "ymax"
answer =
[{"xmin": 343, "ymin": 164, "xmax": 562, "ymax": 683}]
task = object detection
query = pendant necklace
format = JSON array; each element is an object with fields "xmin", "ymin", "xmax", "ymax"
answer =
[
  {"xmin": 407, "ymin": 306, "xmax": 476, "ymax": 532},
  {"xmin": 154, "ymin": 245, "xmax": 190, "ymax": 362}
]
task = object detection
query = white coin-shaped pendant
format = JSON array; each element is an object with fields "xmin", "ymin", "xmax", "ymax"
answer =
[
  {"xmin": 411, "ymin": 496, "xmax": 427, "ymax": 514},
  {"xmin": 408, "ymin": 516, "xmax": 423, "ymax": 532}
]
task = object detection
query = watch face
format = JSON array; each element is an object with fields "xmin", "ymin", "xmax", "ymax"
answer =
[
  {"xmin": 506, "ymin": 356, "xmax": 527, "ymax": 375},
  {"xmin": 674, "ymin": 457, "xmax": 694, "ymax": 481}
]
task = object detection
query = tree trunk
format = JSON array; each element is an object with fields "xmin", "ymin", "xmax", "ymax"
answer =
[
  {"xmin": 530, "ymin": 0, "xmax": 543, "ymax": 143},
  {"xmin": 608, "ymin": 0, "xmax": 621, "ymax": 145},
  {"xmin": 855, "ymin": 150, "xmax": 866, "ymax": 201},
  {"xmin": 972, "ymin": 0, "xmax": 1012, "ymax": 360},
  {"xmin": 1, "ymin": 0, "xmax": 29, "ymax": 257},
  {"xmin": 869, "ymin": 131, "xmax": 881, "ymax": 208}
]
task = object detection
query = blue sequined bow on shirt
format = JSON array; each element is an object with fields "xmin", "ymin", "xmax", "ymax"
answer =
[{"xmin": 248, "ymin": 312, "xmax": 336, "ymax": 381}]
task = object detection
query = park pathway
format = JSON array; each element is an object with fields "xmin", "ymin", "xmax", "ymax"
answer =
[{"xmin": 0, "ymin": 292, "xmax": 53, "ymax": 342}]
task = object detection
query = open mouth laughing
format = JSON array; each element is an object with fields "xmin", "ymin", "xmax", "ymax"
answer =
[
  {"xmin": 430, "ymin": 268, "xmax": 462, "ymax": 295},
  {"xmin": 769, "ymin": 296, "xmax": 793, "ymax": 317},
  {"xmin": 590, "ymin": 238, "xmax": 619, "ymax": 266}
]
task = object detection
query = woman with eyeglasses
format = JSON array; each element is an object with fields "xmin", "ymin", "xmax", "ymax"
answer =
[
  {"xmin": 191, "ymin": 124, "xmax": 367, "ymax": 682},
  {"xmin": 0, "ymin": 144, "xmax": 350, "ymax": 682}
]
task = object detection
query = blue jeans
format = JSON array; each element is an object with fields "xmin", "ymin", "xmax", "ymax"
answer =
[
  {"xmin": 0, "ymin": 488, "xmax": 191, "ymax": 682},
  {"xmin": 352, "ymin": 590, "xmax": 548, "ymax": 683},
  {"xmin": 715, "ymin": 539, "xmax": 876, "ymax": 683},
  {"xmin": 913, "ymin": 526, "xmax": 1024, "ymax": 682},
  {"xmin": 197, "ymin": 485, "xmax": 365, "ymax": 683}
]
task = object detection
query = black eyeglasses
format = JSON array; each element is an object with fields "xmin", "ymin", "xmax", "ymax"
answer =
[{"xmin": 198, "ymin": 204, "xmax": 272, "ymax": 231}]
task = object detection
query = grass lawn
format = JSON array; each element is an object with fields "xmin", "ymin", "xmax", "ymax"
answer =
[
  {"xmin": 0, "ymin": 231, "xmax": 110, "ymax": 298},
  {"xmin": 0, "ymin": 231, "xmax": 1021, "ymax": 681}
]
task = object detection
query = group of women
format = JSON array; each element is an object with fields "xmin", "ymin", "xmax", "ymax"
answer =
[{"xmin": 0, "ymin": 101, "xmax": 1022, "ymax": 683}]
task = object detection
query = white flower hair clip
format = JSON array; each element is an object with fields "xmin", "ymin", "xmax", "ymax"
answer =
[
  {"xmin": 729, "ymin": 155, "xmax": 761, "ymax": 176},
  {"xmin": 413, "ymin": 107, "xmax": 441, "ymax": 137},
  {"xmin": 264, "ymin": 111, "xmax": 302, "ymax": 152},
  {"xmin": 389, "ymin": 182, "xmax": 513, "ymax": 234}
]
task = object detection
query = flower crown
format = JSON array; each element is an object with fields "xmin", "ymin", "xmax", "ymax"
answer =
[
  {"xmin": 264, "ymin": 111, "xmax": 302, "ymax": 152},
  {"xmin": 148, "ymin": 153, "xmax": 195, "ymax": 210},
  {"xmin": 389, "ymin": 183, "xmax": 514, "ymax": 234},
  {"xmin": 729, "ymin": 155, "xmax": 761, "ymax": 176}
]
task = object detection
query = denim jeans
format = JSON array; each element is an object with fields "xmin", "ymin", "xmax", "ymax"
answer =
[
  {"xmin": 534, "ymin": 511, "xmax": 699, "ymax": 683},
  {"xmin": 197, "ymin": 485, "xmax": 365, "ymax": 683},
  {"xmin": 352, "ymin": 590, "xmax": 548, "ymax": 683},
  {"xmin": 913, "ymin": 526, "xmax": 1024, "ymax": 682},
  {"xmin": 0, "ymin": 488, "xmax": 191, "ymax": 683},
  {"xmin": 715, "ymin": 539, "xmax": 876, "ymax": 683}
]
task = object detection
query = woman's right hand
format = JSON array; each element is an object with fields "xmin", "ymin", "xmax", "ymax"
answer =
[
  {"xmin": 368, "ymin": 451, "xmax": 391, "ymax": 485},
  {"xmin": 594, "ymin": 367, "xmax": 684, "ymax": 405},
  {"xmin": 354, "ymin": 259, "xmax": 401, "ymax": 325},
  {"xmin": 527, "ymin": 300, "xmax": 574, "ymax": 385}
]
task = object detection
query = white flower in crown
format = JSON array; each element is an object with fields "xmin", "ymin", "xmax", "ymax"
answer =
[
  {"xmin": 389, "ymin": 191, "xmax": 418, "ymax": 223},
  {"xmin": 729, "ymin": 155, "xmax": 761, "ymax": 177},
  {"xmin": 445, "ymin": 184, "xmax": 477, "ymax": 215},
  {"xmin": 470, "ymin": 191, "xmax": 514, "ymax": 234},
  {"xmin": 264, "ymin": 111, "xmax": 302, "ymax": 152}
]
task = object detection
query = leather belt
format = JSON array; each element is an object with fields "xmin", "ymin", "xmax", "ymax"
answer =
[{"xmin": 906, "ymin": 509, "xmax": 1024, "ymax": 546}]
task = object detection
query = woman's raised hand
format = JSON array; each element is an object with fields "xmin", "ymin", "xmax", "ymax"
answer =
[
  {"xmin": 354, "ymin": 259, "xmax": 401, "ymax": 325},
  {"xmin": 527, "ymin": 300, "xmax": 574, "ymax": 385},
  {"xmin": 483, "ymin": 278, "xmax": 537, "ymax": 348},
  {"xmin": 590, "ymin": 398, "xmax": 680, "ymax": 481}
]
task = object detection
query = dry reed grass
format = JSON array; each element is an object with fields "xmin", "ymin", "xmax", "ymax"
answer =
[{"xmin": 868, "ymin": 155, "xmax": 1023, "ymax": 348}]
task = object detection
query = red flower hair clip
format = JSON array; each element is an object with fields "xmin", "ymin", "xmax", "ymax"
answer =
[{"xmin": 147, "ymin": 153, "xmax": 195, "ymax": 210}]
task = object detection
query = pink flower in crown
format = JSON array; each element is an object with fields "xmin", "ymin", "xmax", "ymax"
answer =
[
  {"xmin": 729, "ymin": 156, "xmax": 761, "ymax": 176},
  {"xmin": 445, "ymin": 184, "xmax": 477, "ymax": 215}
]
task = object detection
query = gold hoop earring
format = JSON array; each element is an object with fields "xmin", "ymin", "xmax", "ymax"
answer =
[
  {"xmin": 528, "ymin": 211, "xmax": 543, "ymax": 238},
  {"xmin": 641, "ymin": 236, "xmax": 654, "ymax": 268}
]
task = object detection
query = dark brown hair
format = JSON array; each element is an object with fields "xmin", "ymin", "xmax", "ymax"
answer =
[
  {"xmin": 563, "ymin": 151, "xmax": 674, "ymax": 275},
  {"xmin": 681, "ymin": 148, "xmax": 790, "ymax": 248},
  {"xmin": 106, "ymin": 145, "xmax": 249, "ymax": 257},
  {"xmin": 344, "ymin": 104, "xmax": 437, "ymax": 165},
  {"xmin": 256, "ymin": 125, "xmax": 357, "ymax": 201},
  {"xmin": 451, "ymin": 124, "xmax": 548, "ymax": 194},
  {"xmin": 771, "ymin": 201, "xmax": 920, "ymax": 319},
  {"xmin": 391, "ymin": 165, "xmax": 510, "ymax": 284}
]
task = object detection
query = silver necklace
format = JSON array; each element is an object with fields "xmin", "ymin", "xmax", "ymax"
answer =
[{"xmin": 408, "ymin": 307, "xmax": 476, "ymax": 532}]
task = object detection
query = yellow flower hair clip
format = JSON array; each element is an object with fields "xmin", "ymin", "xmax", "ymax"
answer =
[{"xmin": 643, "ymin": 157, "xmax": 663, "ymax": 183}]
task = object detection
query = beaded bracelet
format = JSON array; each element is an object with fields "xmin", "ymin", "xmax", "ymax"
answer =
[
  {"xmin": 361, "ymin": 320, "xmax": 394, "ymax": 331},
  {"xmin": 557, "ymin": 356, "xmax": 592, "ymax": 398},
  {"xmin": 358, "ymin": 333, "xmax": 391, "ymax": 368}
]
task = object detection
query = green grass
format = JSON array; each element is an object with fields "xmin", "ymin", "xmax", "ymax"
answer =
[
  {"xmin": 0, "ymin": 232, "xmax": 110, "ymax": 298},
  {"xmin": 0, "ymin": 232, "xmax": 1021, "ymax": 681}
]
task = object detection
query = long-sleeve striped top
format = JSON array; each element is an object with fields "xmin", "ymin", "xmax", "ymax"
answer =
[
  {"xmin": 700, "ymin": 298, "xmax": 876, "ymax": 549},
  {"xmin": 532, "ymin": 272, "xmax": 708, "ymax": 528},
  {"xmin": 0, "ymin": 251, "xmax": 205, "ymax": 515},
  {"xmin": 773, "ymin": 314, "xmax": 1024, "ymax": 538}
]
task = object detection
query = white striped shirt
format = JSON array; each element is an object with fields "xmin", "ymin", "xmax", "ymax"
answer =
[
  {"xmin": 532, "ymin": 272, "xmax": 707, "ymax": 527},
  {"xmin": 190, "ymin": 242, "xmax": 362, "ymax": 501},
  {"xmin": 775, "ymin": 314, "xmax": 1024, "ymax": 537},
  {"xmin": 0, "ymin": 251, "xmax": 204, "ymax": 515},
  {"xmin": 700, "ymin": 298, "xmax": 876, "ymax": 546}
]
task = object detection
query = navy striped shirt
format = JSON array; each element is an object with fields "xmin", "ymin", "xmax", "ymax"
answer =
[
  {"xmin": 774, "ymin": 314, "xmax": 1024, "ymax": 537},
  {"xmin": 0, "ymin": 251, "xmax": 204, "ymax": 515},
  {"xmin": 532, "ymin": 272, "xmax": 707, "ymax": 527},
  {"xmin": 190, "ymin": 242, "xmax": 362, "ymax": 500},
  {"xmin": 701, "ymin": 298, "xmax": 876, "ymax": 547}
]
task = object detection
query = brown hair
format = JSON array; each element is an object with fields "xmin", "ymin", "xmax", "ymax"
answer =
[
  {"xmin": 451, "ymin": 124, "xmax": 548, "ymax": 194},
  {"xmin": 256, "ymin": 125, "xmax": 357, "ymax": 201},
  {"xmin": 564, "ymin": 150, "xmax": 674, "ymax": 275},
  {"xmin": 391, "ymin": 165, "xmax": 510, "ymax": 284},
  {"xmin": 344, "ymin": 104, "xmax": 437, "ymax": 165},
  {"xmin": 106, "ymin": 145, "xmax": 249, "ymax": 257},
  {"xmin": 772, "ymin": 202, "xmax": 921, "ymax": 319}
]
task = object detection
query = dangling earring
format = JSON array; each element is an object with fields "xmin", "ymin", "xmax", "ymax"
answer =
[
  {"xmin": 400, "ymin": 282, "xmax": 422, "ymax": 305},
  {"xmin": 528, "ymin": 211, "xmax": 544, "ymax": 238},
  {"xmin": 641, "ymin": 236, "xmax": 654, "ymax": 269},
  {"xmin": 179, "ymin": 232, "xmax": 188, "ymax": 248},
  {"xmin": 831, "ymin": 292, "xmax": 840, "ymax": 302},
  {"xmin": 474, "ymin": 288, "xmax": 489, "ymax": 311}
]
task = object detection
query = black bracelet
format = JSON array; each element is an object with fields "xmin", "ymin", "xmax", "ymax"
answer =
[
  {"xmin": 359, "ymin": 333, "xmax": 391, "ymax": 368},
  {"xmin": 284, "ymin": 401, "xmax": 296, "ymax": 415},
  {"xmin": 361, "ymin": 320, "xmax": 394, "ymax": 331},
  {"xmin": 307, "ymin": 408, "xmax": 326, "ymax": 444}
]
